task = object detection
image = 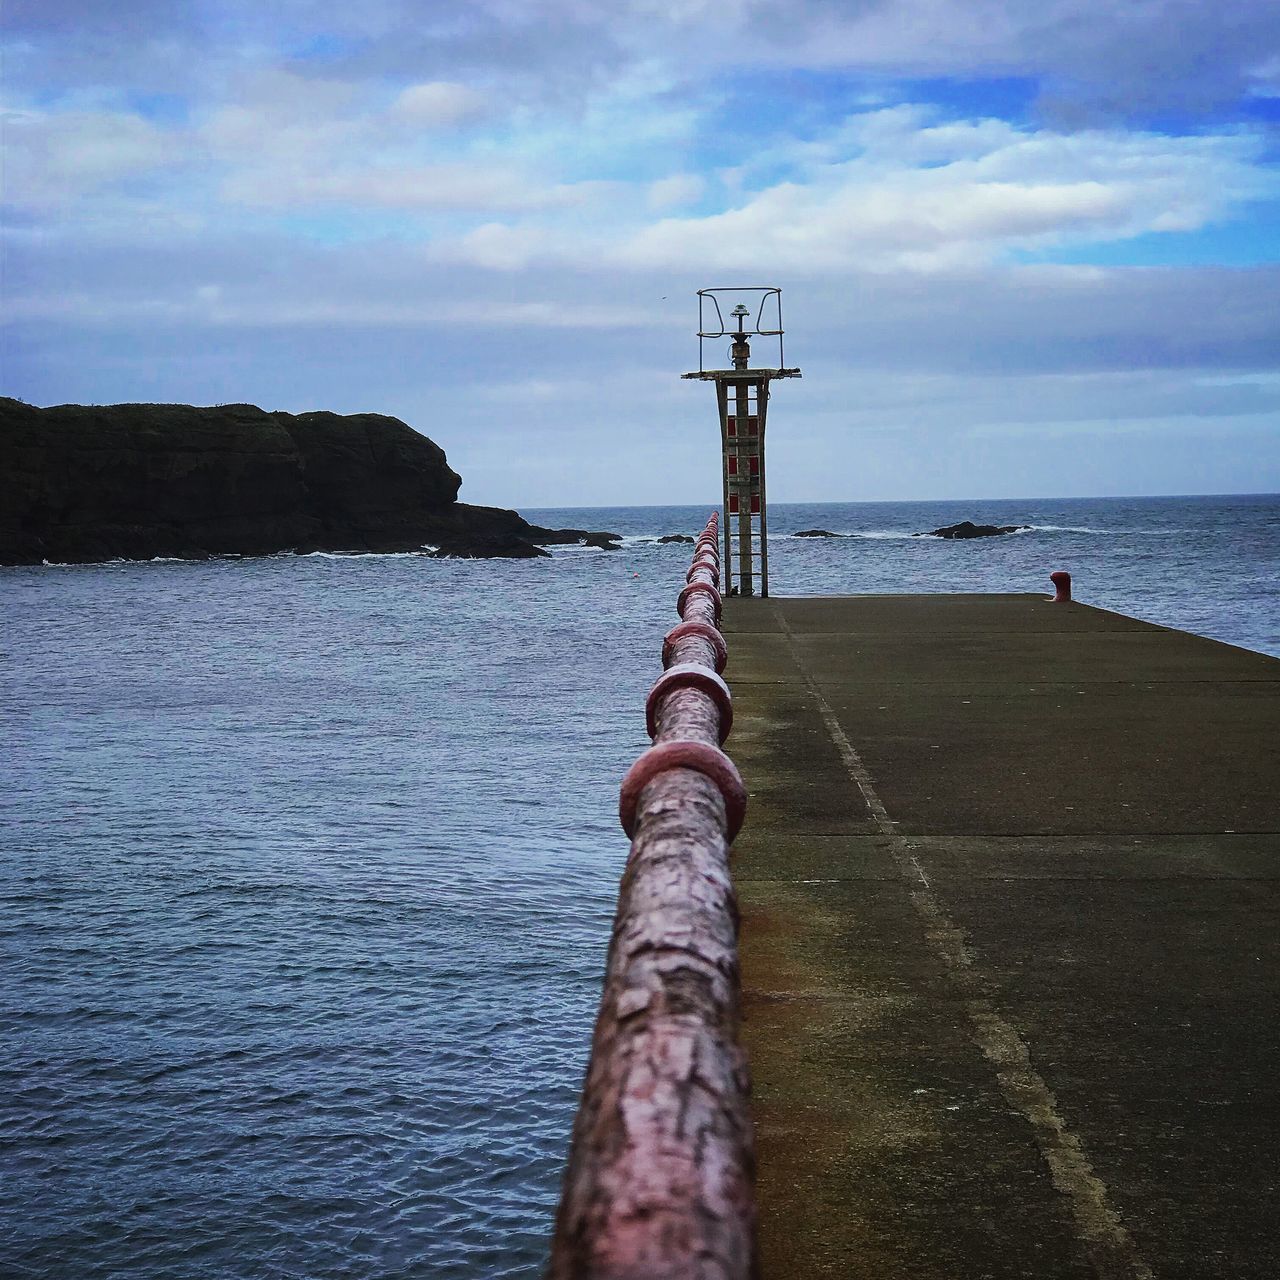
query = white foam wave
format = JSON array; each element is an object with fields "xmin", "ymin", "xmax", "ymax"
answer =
[
  {"xmin": 545, "ymin": 540, "xmax": 628, "ymax": 553},
  {"xmin": 292, "ymin": 549, "xmax": 437, "ymax": 559},
  {"xmin": 1024, "ymin": 524, "xmax": 1184, "ymax": 535},
  {"xmin": 1024, "ymin": 524, "xmax": 1108, "ymax": 534},
  {"xmin": 36, "ymin": 556, "xmax": 196, "ymax": 568}
]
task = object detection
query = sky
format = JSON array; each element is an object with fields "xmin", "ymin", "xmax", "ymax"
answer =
[{"xmin": 4, "ymin": 0, "xmax": 1279, "ymax": 507}]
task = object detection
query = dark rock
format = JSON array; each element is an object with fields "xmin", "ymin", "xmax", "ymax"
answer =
[
  {"xmin": 430, "ymin": 536, "xmax": 549, "ymax": 559},
  {"xmin": 657, "ymin": 534, "xmax": 696, "ymax": 544},
  {"xmin": 525, "ymin": 524, "xmax": 623, "ymax": 548},
  {"xmin": 915, "ymin": 521, "xmax": 1030, "ymax": 539},
  {"xmin": 794, "ymin": 529, "xmax": 842, "ymax": 538},
  {"xmin": 0, "ymin": 399, "xmax": 586, "ymax": 564}
]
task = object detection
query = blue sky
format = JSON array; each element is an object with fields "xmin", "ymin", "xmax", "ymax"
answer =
[{"xmin": 4, "ymin": 0, "xmax": 1279, "ymax": 505}]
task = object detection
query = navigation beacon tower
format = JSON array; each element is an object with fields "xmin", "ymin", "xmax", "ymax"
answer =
[{"xmin": 682, "ymin": 287, "xmax": 800, "ymax": 598}]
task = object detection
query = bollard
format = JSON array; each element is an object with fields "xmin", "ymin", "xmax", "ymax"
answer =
[
  {"xmin": 1050, "ymin": 570, "xmax": 1072, "ymax": 603},
  {"xmin": 548, "ymin": 513, "xmax": 756, "ymax": 1280}
]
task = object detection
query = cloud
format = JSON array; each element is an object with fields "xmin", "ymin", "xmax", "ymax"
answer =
[
  {"xmin": 4, "ymin": 0, "xmax": 1278, "ymax": 506},
  {"xmin": 4, "ymin": 0, "xmax": 194, "ymax": 36},
  {"xmin": 647, "ymin": 173, "xmax": 705, "ymax": 210},
  {"xmin": 620, "ymin": 175, "xmax": 1135, "ymax": 274},
  {"xmin": 391, "ymin": 81, "xmax": 488, "ymax": 126},
  {"xmin": 8, "ymin": 226, "xmax": 1277, "ymax": 504},
  {"xmin": 421, "ymin": 109, "xmax": 1275, "ymax": 273},
  {"xmin": 218, "ymin": 164, "xmax": 610, "ymax": 213},
  {"xmin": 8, "ymin": 0, "xmax": 1280, "ymax": 128},
  {"xmin": 181, "ymin": 66, "xmax": 619, "ymax": 215},
  {"xmin": 199, "ymin": 68, "xmax": 366, "ymax": 161},
  {"xmin": 3, "ymin": 106, "xmax": 181, "ymax": 209},
  {"xmin": 1248, "ymin": 54, "xmax": 1280, "ymax": 97},
  {"xmin": 720, "ymin": 0, "xmax": 1280, "ymax": 121},
  {"xmin": 440, "ymin": 223, "xmax": 555, "ymax": 270}
]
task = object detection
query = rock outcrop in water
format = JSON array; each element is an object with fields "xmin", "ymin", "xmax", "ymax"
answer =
[
  {"xmin": 794, "ymin": 528, "xmax": 842, "ymax": 538},
  {"xmin": 916, "ymin": 521, "xmax": 1029, "ymax": 539},
  {"xmin": 575, "ymin": 531, "xmax": 623, "ymax": 550},
  {"xmin": 0, "ymin": 399, "xmax": 619, "ymax": 564}
]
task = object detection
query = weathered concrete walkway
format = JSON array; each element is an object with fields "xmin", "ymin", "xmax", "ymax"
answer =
[{"xmin": 722, "ymin": 594, "xmax": 1279, "ymax": 1280}]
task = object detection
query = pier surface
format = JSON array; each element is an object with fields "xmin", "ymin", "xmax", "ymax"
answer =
[{"xmin": 723, "ymin": 594, "xmax": 1279, "ymax": 1280}]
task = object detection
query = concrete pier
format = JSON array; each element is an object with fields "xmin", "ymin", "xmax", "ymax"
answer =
[{"xmin": 723, "ymin": 594, "xmax": 1279, "ymax": 1279}]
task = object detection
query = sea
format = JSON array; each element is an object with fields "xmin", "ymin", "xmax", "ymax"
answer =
[{"xmin": 3, "ymin": 494, "xmax": 1277, "ymax": 1279}]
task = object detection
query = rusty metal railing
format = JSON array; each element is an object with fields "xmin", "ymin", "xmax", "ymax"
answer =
[{"xmin": 548, "ymin": 512, "xmax": 755, "ymax": 1280}]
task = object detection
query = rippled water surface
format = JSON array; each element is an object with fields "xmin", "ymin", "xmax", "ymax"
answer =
[{"xmin": 3, "ymin": 494, "xmax": 1277, "ymax": 1278}]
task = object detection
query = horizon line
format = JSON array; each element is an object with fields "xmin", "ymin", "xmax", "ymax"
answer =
[{"xmin": 517, "ymin": 491, "xmax": 1280, "ymax": 510}]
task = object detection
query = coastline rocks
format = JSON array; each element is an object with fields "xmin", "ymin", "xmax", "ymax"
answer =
[
  {"xmin": 430, "ymin": 536, "xmax": 549, "ymax": 559},
  {"xmin": 0, "ymin": 399, "xmax": 596, "ymax": 564},
  {"xmin": 524, "ymin": 525, "xmax": 623, "ymax": 549},
  {"xmin": 658, "ymin": 534, "xmax": 695, "ymax": 544},
  {"xmin": 916, "ymin": 521, "xmax": 1030, "ymax": 539},
  {"xmin": 794, "ymin": 529, "xmax": 842, "ymax": 538}
]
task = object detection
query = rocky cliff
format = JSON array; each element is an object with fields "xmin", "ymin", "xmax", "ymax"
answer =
[{"xmin": 0, "ymin": 400, "xmax": 609, "ymax": 564}]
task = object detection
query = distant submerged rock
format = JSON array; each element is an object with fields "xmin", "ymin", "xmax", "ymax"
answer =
[
  {"xmin": 794, "ymin": 528, "xmax": 842, "ymax": 538},
  {"xmin": 916, "ymin": 520, "xmax": 1030, "ymax": 539},
  {"xmin": 430, "ymin": 540, "xmax": 549, "ymax": 559},
  {"xmin": 657, "ymin": 534, "xmax": 695, "ymax": 544},
  {"xmin": 0, "ymin": 399, "xmax": 615, "ymax": 565}
]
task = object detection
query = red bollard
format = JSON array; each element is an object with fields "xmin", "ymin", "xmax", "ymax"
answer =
[{"xmin": 1050, "ymin": 570, "xmax": 1072, "ymax": 603}]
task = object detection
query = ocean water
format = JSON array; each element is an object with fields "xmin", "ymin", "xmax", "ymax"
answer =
[{"xmin": 3, "ymin": 494, "xmax": 1277, "ymax": 1279}]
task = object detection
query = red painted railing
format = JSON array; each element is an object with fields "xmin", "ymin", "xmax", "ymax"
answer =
[{"xmin": 548, "ymin": 512, "xmax": 755, "ymax": 1280}]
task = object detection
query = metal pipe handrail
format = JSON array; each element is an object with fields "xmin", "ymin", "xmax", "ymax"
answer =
[{"xmin": 548, "ymin": 514, "xmax": 755, "ymax": 1280}]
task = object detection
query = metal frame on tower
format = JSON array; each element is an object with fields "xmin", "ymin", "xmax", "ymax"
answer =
[{"xmin": 682, "ymin": 287, "xmax": 800, "ymax": 598}]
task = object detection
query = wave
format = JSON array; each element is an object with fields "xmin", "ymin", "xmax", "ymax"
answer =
[
  {"xmin": 37, "ymin": 556, "xmax": 196, "ymax": 568},
  {"xmin": 617, "ymin": 534, "xmax": 692, "ymax": 546},
  {"xmin": 554, "ymin": 536, "xmax": 639, "ymax": 548},
  {"xmin": 1025, "ymin": 524, "xmax": 1185, "ymax": 535},
  {"xmin": 556, "ymin": 534, "xmax": 696, "ymax": 549},
  {"xmin": 291, "ymin": 549, "xmax": 438, "ymax": 559},
  {"xmin": 1023, "ymin": 524, "xmax": 1108, "ymax": 534}
]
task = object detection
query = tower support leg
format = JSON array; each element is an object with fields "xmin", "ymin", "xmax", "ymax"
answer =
[{"xmin": 735, "ymin": 381, "xmax": 753, "ymax": 596}]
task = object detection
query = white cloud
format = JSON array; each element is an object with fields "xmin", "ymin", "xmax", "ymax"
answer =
[
  {"xmin": 189, "ymin": 67, "xmax": 624, "ymax": 216},
  {"xmin": 219, "ymin": 162, "xmax": 603, "ymax": 212},
  {"xmin": 441, "ymin": 222, "xmax": 553, "ymax": 270},
  {"xmin": 2, "ymin": 286, "xmax": 662, "ymax": 330},
  {"xmin": 392, "ymin": 81, "xmax": 488, "ymax": 126},
  {"xmin": 612, "ymin": 116, "xmax": 1277, "ymax": 273},
  {"xmin": 1248, "ymin": 54, "xmax": 1280, "ymax": 97},
  {"xmin": 201, "ymin": 69, "xmax": 363, "ymax": 157},
  {"xmin": 2, "ymin": 106, "xmax": 180, "ymax": 209},
  {"xmin": 647, "ymin": 173, "xmax": 705, "ymax": 210},
  {"xmin": 407, "ymin": 107, "xmax": 1273, "ymax": 275}
]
